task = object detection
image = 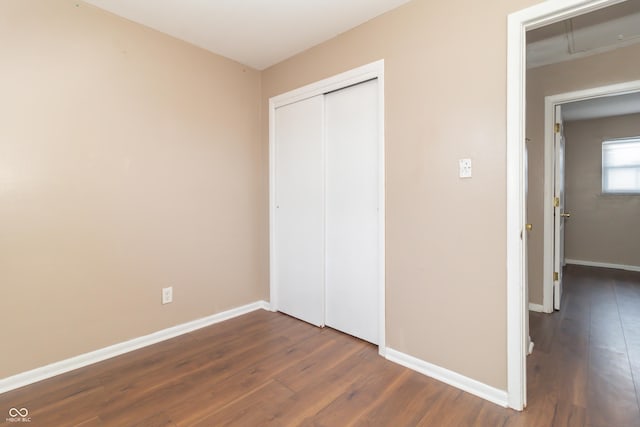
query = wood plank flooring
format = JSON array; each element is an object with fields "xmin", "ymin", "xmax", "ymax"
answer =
[
  {"xmin": 525, "ymin": 265, "xmax": 640, "ymax": 427},
  {"xmin": 1, "ymin": 265, "xmax": 639, "ymax": 426}
]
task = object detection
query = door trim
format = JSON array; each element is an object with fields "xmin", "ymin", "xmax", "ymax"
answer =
[
  {"xmin": 507, "ymin": 0, "xmax": 627, "ymax": 411},
  {"xmin": 542, "ymin": 80, "xmax": 640, "ymax": 313},
  {"xmin": 268, "ymin": 60, "xmax": 386, "ymax": 354}
]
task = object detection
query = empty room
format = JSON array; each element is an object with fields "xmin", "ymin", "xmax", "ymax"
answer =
[{"xmin": 2, "ymin": 0, "xmax": 639, "ymax": 426}]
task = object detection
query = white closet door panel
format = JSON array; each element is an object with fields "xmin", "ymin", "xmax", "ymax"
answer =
[
  {"xmin": 325, "ymin": 79, "xmax": 379, "ymax": 344},
  {"xmin": 274, "ymin": 96, "xmax": 325, "ymax": 326}
]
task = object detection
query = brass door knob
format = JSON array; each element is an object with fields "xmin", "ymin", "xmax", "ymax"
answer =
[{"xmin": 525, "ymin": 223, "xmax": 533, "ymax": 231}]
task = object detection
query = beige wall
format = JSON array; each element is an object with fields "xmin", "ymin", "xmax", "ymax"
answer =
[
  {"xmin": 262, "ymin": 0, "xmax": 539, "ymax": 390},
  {"xmin": 563, "ymin": 114, "xmax": 640, "ymax": 266},
  {"xmin": 526, "ymin": 43, "xmax": 640, "ymax": 305},
  {"xmin": 0, "ymin": 0, "xmax": 265, "ymax": 378}
]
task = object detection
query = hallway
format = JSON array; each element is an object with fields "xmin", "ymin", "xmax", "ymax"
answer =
[{"xmin": 527, "ymin": 265, "xmax": 640, "ymax": 426}]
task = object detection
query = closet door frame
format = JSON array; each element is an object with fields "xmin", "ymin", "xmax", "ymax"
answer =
[{"xmin": 268, "ymin": 60, "xmax": 386, "ymax": 355}]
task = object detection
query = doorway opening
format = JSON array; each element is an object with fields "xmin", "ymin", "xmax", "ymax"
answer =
[
  {"xmin": 539, "ymin": 83, "xmax": 640, "ymax": 313},
  {"xmin": 508, "ymin": 0, "xmax": 640, "ymax": 411}
]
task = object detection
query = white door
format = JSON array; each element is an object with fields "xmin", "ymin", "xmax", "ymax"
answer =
[
  {"xmin": 273, "ymin": 95, "xmax": 325, "ymax": 326},
  {"xmin": 553, "ymin": 105, "xmax": 566, "ymax": 311},
  {"xmin": 325, "ymin": 79, "xmax": 379, "ymax": 344}
]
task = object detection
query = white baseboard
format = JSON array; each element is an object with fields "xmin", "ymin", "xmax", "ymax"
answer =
[
  {"xmin": 565, "ymin": 259, "xmax": 640, "ymax": 273},
  {"xmin": 0, "ymin": 300, "xmax": 270, "ymax": 395},
  {"xmin": 528, "ymin": 303, "xmax": 544, "ymax": 312},
  {"xmin": 385, "ymin": 347, "xmax": 508, "ymax": 408}
]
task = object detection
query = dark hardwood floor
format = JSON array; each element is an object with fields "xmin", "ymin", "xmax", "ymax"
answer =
[
  {"xmin": 1, "ymin": 265, "xmax": 639, "ymax": 426},
  {"xmin": 525, "ymin": 265, "xmax": 640, "ymax": 427}
]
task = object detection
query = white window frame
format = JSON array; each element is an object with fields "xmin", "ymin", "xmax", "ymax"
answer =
[{"xmin": 602, "ymin": 137, "xmax": 640, "ymax": 194}]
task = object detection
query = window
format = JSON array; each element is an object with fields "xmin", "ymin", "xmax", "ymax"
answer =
[{"xmin": 602, "ymin": 137, "xmax": 640, "ymax": 194}]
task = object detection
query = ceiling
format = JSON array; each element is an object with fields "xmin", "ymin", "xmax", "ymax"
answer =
[
  {"xmin": 527, "ymin": 0, "xmax": 640, "ymax": 69},
  {"xmin": 83, "ymin": 0, "xmax": 412, "ymax": 70},
  {"xmin": 81, "ymin": 1, "xmax": 640, "ymax": 121},
  {"xmin": 529, "ymin": 0, "xmax": 640, "ymax": 121}
]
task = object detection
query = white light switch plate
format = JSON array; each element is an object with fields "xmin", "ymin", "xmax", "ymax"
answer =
[
  {"xmin": 459, "ymin": 158, "xmax": 472, "ymax": 178},
  {"xmin": 162, "ymin": 286, "xmax": 173, "ymax": 304}
]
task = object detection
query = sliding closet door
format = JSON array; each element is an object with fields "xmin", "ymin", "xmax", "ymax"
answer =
[
  {"xmin": 325, "ymin": 79, "xmax": 379, "ymax": 344},
  {"xmin": 273, "ymin": 95, "xmax": 325, "ymax": 326}
]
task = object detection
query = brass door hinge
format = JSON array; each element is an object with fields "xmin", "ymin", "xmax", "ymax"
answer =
[
  {"xmin": 554, "ymin": 123, "xmax": 560, "ymax": 133},
  {"xmin": 554, "ymin": 197, "xmax": 560, "ymax": 208},
  {"xmin": 553, "ymin": 271, "xmax": 559, "ymax": 281}
]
